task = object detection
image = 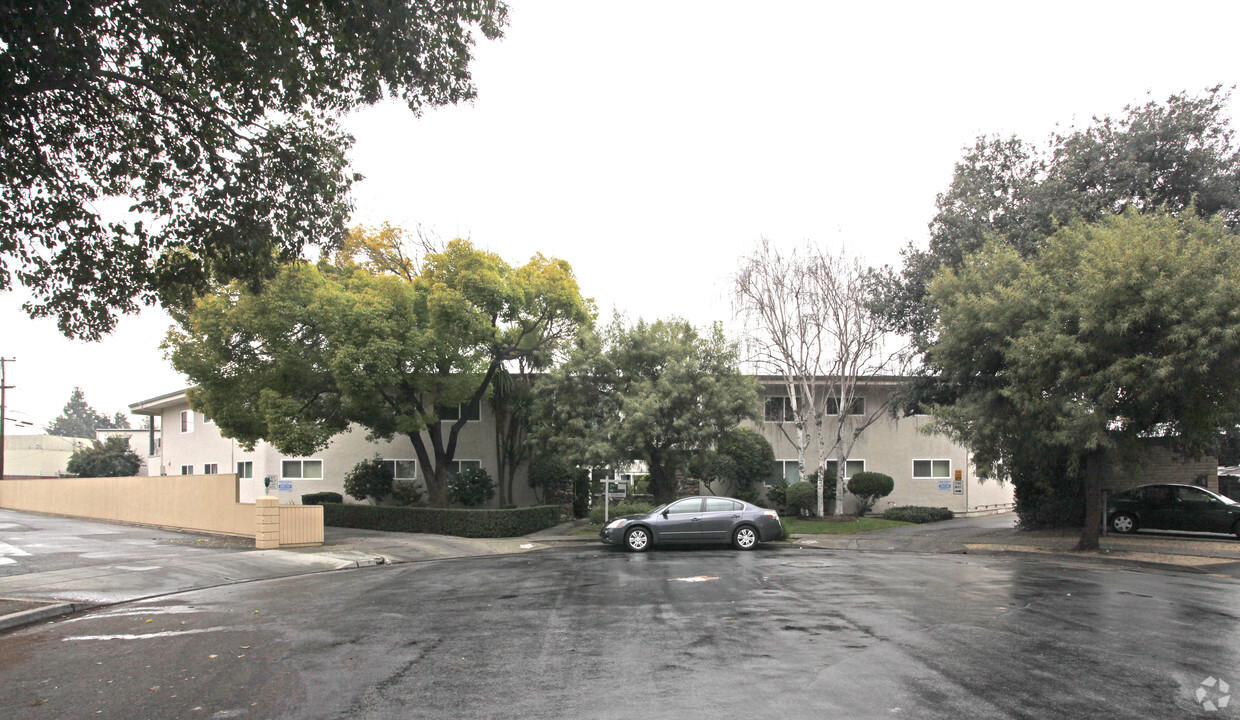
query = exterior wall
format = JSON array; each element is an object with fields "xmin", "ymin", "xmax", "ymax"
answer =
[
  {"xmin": 0, "ymin": 474, "xmax": 255, "ymax": 537},
  {"xmin": 1088, "ymin": 443, "xmax": 1219, "ymax": 494},
  {"xmin": 2, "ymin": 435, "xmax": 92, "ymax": 478},
  {"xmin": 150, "ymin": 399, "xmax": 538, "ymax": 508},
  {"xmin": 753, "ymin": 381, "xmax": 1015, "ymax": 516}
]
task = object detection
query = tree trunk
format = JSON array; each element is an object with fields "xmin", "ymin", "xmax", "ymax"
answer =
[
  {"xmin": 1075, "ymin": 454, "xmax": 1103, "ymax": 551},
  {"xmin": 834, "ymin": 452, "xmax": 848, "ymax": 517}
]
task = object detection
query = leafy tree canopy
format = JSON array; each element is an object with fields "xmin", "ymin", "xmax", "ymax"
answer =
[
  {"xmin": 533, "ymin": 318, "xmax": 759, "ymax": 503},
  {"xmin": 2, "ymin": 1, "xmax": 507, "ymax": 339},
  {"xmin": 165, "ymin": 231, "xmax": 591, "ymax": 507},
  {"xmin": 66, "ymin": 435, "xmax": 142, "ymax": 477},
  {"xmin": 896, "ymin": 87, "xmax": 1240, "ymax": 343},
  {"xmin": 45, "ymin": 387, "xmax": 130, "ymax": 438},
  {"xmin": 688, "ymin": 427, "xmax": 775, "ymax": 502},
  {"xmin": 927, "ymin": 211, "xmax": 1240, "ymax": 545}
]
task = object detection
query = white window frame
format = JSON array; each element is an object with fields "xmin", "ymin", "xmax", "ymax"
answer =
[
  {"xmin": 383, "ymin": 459, "xmax": 419, "ymax": 480},
  {"xmin": 237, "ymin": 461, "xmax": 253, "ymax": 479},
  {"xmin": 281, "ymin": 459, "xmax": 324, "ymax": 480},
  {"xmin": 826, "ymin": 459, "xmax": 866, "ymax": 479},
  {"xmin": 450, "ymin": 459, "xmax": 482, "ymax": 476},
  {"xmin": 769, "ymin": 459, "xmax": 800, "ymax": 485},
  {"xmin": 912, "ymin": 459, "xmax": 952, "ymax": 479},
  {"xmin": 439, "ymin": 398, "xmax": 482, "ymax": 423},
  {"xmin": 179, "ymin": 410, "xmax": 193, "ymax": 434},
  {"xmin": 180, "ymin": 464, "xmax": 193, "ymax": 475},
  {"xmin": 203, "ymin": 463, "xmax": 219, "ymax": 475}
]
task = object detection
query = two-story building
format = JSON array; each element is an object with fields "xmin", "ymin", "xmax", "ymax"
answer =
[{"xmin": 129, "ymin": 377, "xmax": 1016, "ymax": 515}]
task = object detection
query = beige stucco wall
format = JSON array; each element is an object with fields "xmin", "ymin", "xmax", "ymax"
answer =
[
  {"xmin": 0, "ymin": 473, "xmax": 254, "ymax": 537},
  {"xmin": 2, "ymin": 434, "xmax": 92, "ymax": 478}
]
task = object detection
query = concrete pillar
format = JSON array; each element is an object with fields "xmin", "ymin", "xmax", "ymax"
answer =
[{"xmin": 255, "ymin": 496, "xmax": 280, "ymax": 549}]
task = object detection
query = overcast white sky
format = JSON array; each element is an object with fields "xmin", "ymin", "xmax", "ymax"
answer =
[{"xmin": 3, "ymin": 0, "xmax": 1238, "ymax": 432}]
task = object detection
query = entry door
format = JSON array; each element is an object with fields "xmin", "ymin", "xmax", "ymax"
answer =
[{"xmin": 654, "ymin": 498, "xmax": 705, "ymax": 543}]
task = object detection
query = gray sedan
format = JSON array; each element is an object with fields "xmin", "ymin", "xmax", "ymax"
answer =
[{"xmin": 599, "ymin": 496, "xmax": 784, "ymax": 552}]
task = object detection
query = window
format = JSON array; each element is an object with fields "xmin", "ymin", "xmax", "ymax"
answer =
[
  {"xmin": 282, "ymin": 459, "xmax": 324, "ymax": 480},
  {"xmin": 827, "ymin": 396, "xmax": 865, "ymax": 415},
  {"xmin": 179, "ymin": 410, "xmax": 193, "ymax": 433},
  {"xmin": 439, "ymin": 398, "xmax": 481, "ymax": 422},
  {"xmin": 764, "ymin": 396, "xmax": 794, "ymax": 423},
  {"xmin": 825, "ymin": 459, "xmax": 865, "ymax": 479},
  {"xmin": 768, "ymin": 460, "xmax": 800, "ymax": 485},
  {"xmin": 180, "ymin": 464, "xmax": 193, "ymax": 475},
  {"xmin": 667, "ymin": 498, "xmax": 704, "ymax": 514},
  {"xmin": 203, "ymin": 463, "xmax": 219, "ymax": 475},
  {"xmin": 383, "ymin": 460, "xmax": 418, "ymax": 480},
  {"xmin": 237, "ymin": 461, "xmax": 253, "ymax": 479},
  {"xmin": 450, "ymin": 459, "xmax": 481, "ymax": 477},
  {"xmin": 704, "ymin": 498, "xmax": 742, "ymax": 512},
  {"xmin": 913, "ymin": 460, "xmax": 951, "ymax": 479}
]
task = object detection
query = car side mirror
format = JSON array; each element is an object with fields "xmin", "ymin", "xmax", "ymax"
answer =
[{"xmin": 662, "ymin": 509, "xmax": 669, "ymax": 519}]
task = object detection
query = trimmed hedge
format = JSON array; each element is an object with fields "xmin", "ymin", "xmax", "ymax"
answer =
[
  {"xmin": 302, "ymin": 492, "xmax": 344, "ymax": 505},
  {"xmin": 881, "ymin": 506, "xmax": 955, "ymax": 524},
  {"xmin": 322, "ymin": 503, "xmax": 562, "ymax": 538}
]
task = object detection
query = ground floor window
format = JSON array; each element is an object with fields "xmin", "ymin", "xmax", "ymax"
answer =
[
  {"xmin": 203, "ymin": 463, "xmax": 219, "ymax": 474},
  {"xmin": 450, "ymin": 459, "xmax": 481, "ymax": 477},
  {"xmin": 913, "ymin": 459, "xmax": 951, "ymax": 479},
  {"xmin": 282, "ymin": 459, "xmax": 324, "ymax": 480},
  {"xmin": 825, "ymin": 459, "xmax": 865, "ymax": 479},
  {"xmin": 768, "ymin": 460, "xmax": 801, "ymax": 485},
  {"xmin": 383, "ymin": 459, "xmax": 418, "ymax": 480},
  {"xmin": 180, "ymin": 464, "xmax": 193, "ymax": 475}
]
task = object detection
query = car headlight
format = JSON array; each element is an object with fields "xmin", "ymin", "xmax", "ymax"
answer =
[{"xmin": 605, "ymin": 518, "xmax": 629, "ymax": 529}]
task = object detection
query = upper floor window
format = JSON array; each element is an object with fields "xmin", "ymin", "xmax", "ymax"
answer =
[
  {"xmin": 764, "ymin": 396, "xmax": 794, "ymax": 422},
  {"xmin": 237, "ymin": 461, "xmax": 253, "ymax": 479},
  {"xmin": 439, "ymin": 397, "xmax": 481, "ymax": 422},
  {"xmin": 827, "ymin": 396, "xmax": 865, "ymax": 415},
  {"xmin": 179, "ymin": 410, "xmax": 194, "ymax": 433}
]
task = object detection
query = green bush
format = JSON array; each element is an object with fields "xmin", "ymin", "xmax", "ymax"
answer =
[
  {"xmin": 323, "ymin": 504, "xmax": 563, "ymax": 538},
  {"xmin": 449, "ymin": 466, "xmax": 496, "ymax": 507},
  {"xmin": 765, "ymin": 480, "xmax": 788, "ymax": 510},
  {"xmin": 588, "ymin": 501, "xmax": 655, "ymax": 525},
  {"xmin": 301, "ymin": 492, "xmax": 343, "ymax": 505},
  {"xmin": 882, "ymin": 506, "xmax": 955, "ymax": 524},
  {"xmin": 847, "ymin": 471, "xmax": 895, "ymax": 516},
  {"xmin": 785, "ymin": 481, "xmax": 821, "ymax": 516},
  {"xmin": 391, "ymin": 481, "xmax": 424, "ymax": 507},
  {"xmin": 343, "ymin": 456, "xmax": 394, "ymax": 504}
]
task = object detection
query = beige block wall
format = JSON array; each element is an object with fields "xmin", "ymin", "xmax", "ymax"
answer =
[{"xmin": 0, "ymin": 474, "xmax": 254, "ymax": 537}]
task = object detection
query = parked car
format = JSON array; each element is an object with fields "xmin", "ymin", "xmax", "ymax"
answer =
[
  {"xmin": 1108, "ymin": 484, "xmax": 1240, "ymax": 538},
  {"xmin": 599, "ymin": 496, "xmax": 783, "ymax": 552}
]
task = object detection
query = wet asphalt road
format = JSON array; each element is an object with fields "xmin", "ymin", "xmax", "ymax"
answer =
[{"xmin": 2, "ymin": 545, "xmax": 1238, "ymax": 720}]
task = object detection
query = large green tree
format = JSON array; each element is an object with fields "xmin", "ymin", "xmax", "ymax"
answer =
[
  {"xmin": 896, "ymin": 87, "xmax": 1240, "ymax": 344},
  {"xmin": 533, "ymin": 318, "xmax": 759, "ymax": 503},
  {"xmin": 927, "ymin": 211, "xmax": 1240, "ymax": 549},
  {"xmin": 1, "ymin": 1, "xmax": 507, "ymax": 339},
  {"xmin": 165, "ymin": 233, "xmax": 591, "ymax": 507},
  {"xmin": 45, "ymin": 387, "xmax": 130, "ymax": 438}
]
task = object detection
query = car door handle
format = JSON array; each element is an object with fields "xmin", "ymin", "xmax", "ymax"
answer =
[
  {"xmin": 731, "ymin": 514, "xmax": 740, "ymax": 518},
  {"xmin": 691, "ymin": 517, "xmax": 701, "ymax": 521}
]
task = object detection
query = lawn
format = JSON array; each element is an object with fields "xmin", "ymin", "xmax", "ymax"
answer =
[
  {"xmin": 574, "ymin": 516, "xmax": 912, "ymax": 537},
  {"xmin": 780, "ymin": 516, "xmax": 912, "ymax": 535}
]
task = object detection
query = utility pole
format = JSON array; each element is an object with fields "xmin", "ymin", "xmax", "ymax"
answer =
[{"xmin": 0, "ymin": 357, "xmax": 13, "ymax": 481}]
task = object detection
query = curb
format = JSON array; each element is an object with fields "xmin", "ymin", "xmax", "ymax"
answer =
[{"xmin": 0, "ymin": 600, "xmax": 88, "ymax": 633}]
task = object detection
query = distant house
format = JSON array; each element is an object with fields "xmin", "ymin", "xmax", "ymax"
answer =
[
  {"xmin": 1, "ymin": 434, "xmax": 92, "ymax": 479},
  {"xmin": 130, "ymin": 379, "xmax": 1018, "ymax": 515}
]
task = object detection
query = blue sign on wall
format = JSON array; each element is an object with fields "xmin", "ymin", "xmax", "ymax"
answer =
[
  {"xmin": 278, "ymin": 480, "xmax": 293, "ymax": 491},
  {"xmin": 937, "ymin": 480, "xmax": 952, "ymax": 492}
]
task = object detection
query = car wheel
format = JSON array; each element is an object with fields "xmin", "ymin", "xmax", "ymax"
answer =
[
  {"xmin": 624, "ymin": 526, "xmax": 650, "ymax": 552},
  {"xmin": 1110, "ymin": 512, "xmax": 1138, "ymax": 534},
  {"xmin": 732, "ymin": 525, "xmax": 758, "ymax": 550}
]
